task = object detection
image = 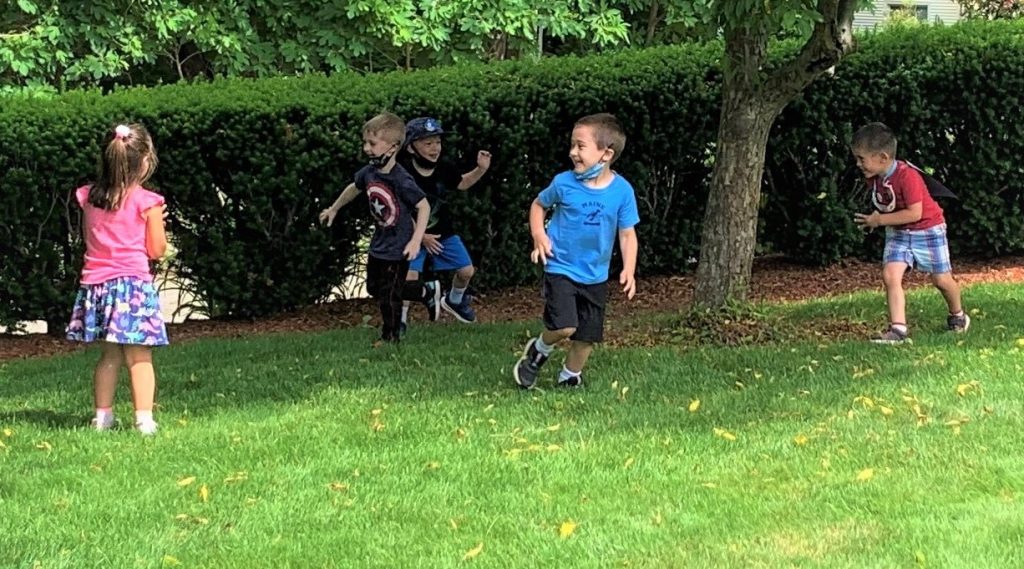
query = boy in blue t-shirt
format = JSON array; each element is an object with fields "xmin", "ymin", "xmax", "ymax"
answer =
[{"xmin": 514, "ymin": 113, "xmax": 640, "ymax": 389}]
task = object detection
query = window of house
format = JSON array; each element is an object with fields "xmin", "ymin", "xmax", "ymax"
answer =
[{"xmin": 889, "ymin": 4, "xmax": 929, "ymax": 21}]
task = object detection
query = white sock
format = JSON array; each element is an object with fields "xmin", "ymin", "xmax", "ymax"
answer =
[
  {"xmin": 401, "ymin": 306, "xmax": 410, "ymax": 324},
  {"xmin": 449, "ymin": 286, "xmax": 467, "ymax": 304},
  {"xmin": 559, "ymin": 366, "xmax": 581, "ymax": 382},
  {"xmin": 535, "ymin": 336, "xmax": 555, "ymax": 355},
  {"xmin": 95, "ymin": 407, "xmax": 114, "ymax": 425},
  {"xmin": 135, "ymin": 410, "xmax": 154, "ymax": 425}
]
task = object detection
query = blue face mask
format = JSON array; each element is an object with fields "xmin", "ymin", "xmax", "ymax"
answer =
[{"xmin": 574, "ymin": 161, "xmax": 605, "ymax": 182}]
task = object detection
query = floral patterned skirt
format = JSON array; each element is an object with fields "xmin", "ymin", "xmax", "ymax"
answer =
[{"xmin": 66, "ymin": 277, "xmax": 169, "ymax": 346}]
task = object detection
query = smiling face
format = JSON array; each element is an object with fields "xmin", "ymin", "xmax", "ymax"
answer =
[
  {"xmin": 569, "ymin": 125, "xmax": 614, "ymax": 174},
  {"xmin": 410, "ymin": 136, "xmax": 442, "ymax": 162},
  {"xmin": 363, "ymin": 132, "xmax": 397, "ymax": 159},
  {"xmin": 851, "ymin": 146, "xmax": 893, "ymax": 179}
]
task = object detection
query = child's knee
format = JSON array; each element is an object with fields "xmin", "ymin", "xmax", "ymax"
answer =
[
  {"xmin": 406, "ymin": 269, "xmax": 420, "ymax": 281},
  {"xmin": 549, "ymin": 326, "xmax": 576, "ymax": 339},
  {"xmin": 123, "ymin": 346, "xmax": 152, "ymax": 366},
  {"xmin": 882, "ymin": 264, "xmax": 905, "ymax": 287},
  {"xmin": 457, "ymin": 265, "xmax": 475, "ymax": 280}
]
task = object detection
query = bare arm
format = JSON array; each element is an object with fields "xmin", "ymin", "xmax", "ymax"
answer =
[
  {"xmin": 618, "ymin": 227, "xmax": 638, "ymax": 299},
  {"xmin": 457, "ymin": 150, "xmax": 491, "ymax": 190},
  {"xmin": 403, "ymin": 198, "xmax": 431, "ymax": 260},
  {"xmin": 855, "ymin": 201, "xmax": 923, "ymax": 229},
  {"xmin": 319, "ymin": 183, "xmax": 360, "ymax": 226},
  {"xmin": 144, "ymin": 205, "xmax": 167, "ymax": 260},
  {"xmin": 529, "ymin": 198, "xmax": 553, "ymax": 264}
]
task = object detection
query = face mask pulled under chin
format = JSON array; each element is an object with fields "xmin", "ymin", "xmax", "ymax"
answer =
[
  {"xmin": 574, "ymin": 161, "xmax": 605, "ymax": 182},
  {"xmin": 411, "ymin": 150, "xmax": 438, "ymax": 169},
  {"xmin": 368, "ymin": 145, "xmax": 397, "ymax": 168}
]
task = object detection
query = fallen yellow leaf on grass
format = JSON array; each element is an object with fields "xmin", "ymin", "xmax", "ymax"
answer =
[
  {"xmin": 2, "ymin": 428, "xmax": 12, "ymax": 437},
  {"xmin": 688, "ymin": 399, "xmax": 701, "ymax": 413},
  {"xmin": 328, "ymin": 482, "xmax": 349, "ymax": 492},
  {"xmin": 956, "ymin": 381, "xmax": 980, "ymax": 397},
  {"xmin": 162, "ymin": 555, "xmax": 181, "ymax": 567},
  {"xmin": 879, "ymin": 406, "xmax": 894, "ymax": 417},
  {"xmin": 713, "ymin": 428, "xmax": 737, "ymax": 441},
  {"xmin": 199, "ymin": 484, "xmax": 210, "ymax": 502},
  {"xmin": 1016, "ymin": 338, "xmax": 1024, "ymax": 348},
  {"xmin": 425, "ymin": 461, "xmax": 441, "ymax": 470},
  {"xmin": 224, "ymin": 472, "xmax": 248, "ymax": 484},
  {"xmin": 853, "ymin": 396, "xmax": 875, "ymax": 409},
  {"xmin": 462, "ymin": 542, "xmax": 484, "ymax": 561},
  {"xmin": 546, "ymin": 444, "xmax": 561, "ymax": 452},
  {"xmin": 793, "ymin": 434, "xmax": 809, "ymax": 446},
  {"xmin": 35, "ymin": 441, "xmax": 52, "ymax": 451},
  {"xmin": 177, "ymin": 476, "xmax": 196, "ymax": 487},
  {"xmin": 546, "ymin": 424, "xmax": 561, "ymax": 432},
  {"xmin": 856, "ymin": 468, "xmax": 875, "ymax": 482},
  {"xmin": 624, "ymin": 457, "xmax": 635, "ymax": 469},
  {"xmin": 559, "ymin": 520, "xmax": 577, "ymax": 538}
]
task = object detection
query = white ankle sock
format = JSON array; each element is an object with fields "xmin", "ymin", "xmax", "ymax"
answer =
[
  {"xmin": 449, "ymin": 286, "xmax": 467, "ymax": 304},
  {"xmin": 135, "ymin": 410, "xmax": 154, "ymax": 424},
  {"xmin": 559, "ymin": 366, "xmax": 581, "ymax": 382},
  {"xmin": 401, "ymin": 306, "xmax": 410, "ymax": 324},
  {"xmin": 535, "ymin": 336, "xmax": 555, "ymax": 355}
]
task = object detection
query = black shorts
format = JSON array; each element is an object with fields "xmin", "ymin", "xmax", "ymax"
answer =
[{"xmin": 542, "ymin": 273, "xmax": 608, "ymax": 343}]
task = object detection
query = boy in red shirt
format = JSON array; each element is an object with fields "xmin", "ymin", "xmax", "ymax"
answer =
[{"xmin": 852, "ymin": 122, "xmax": 969, "ymax": 344}]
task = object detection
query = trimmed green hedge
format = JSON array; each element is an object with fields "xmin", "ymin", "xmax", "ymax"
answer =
[{"xmin": 2, "ymin": 20, "xmax": 1022, "ymax": 329}]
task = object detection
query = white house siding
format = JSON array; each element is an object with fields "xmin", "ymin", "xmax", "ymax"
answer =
[{"xmin": 853, "ymin": 0, "xmax": 963, "ymax": 29}]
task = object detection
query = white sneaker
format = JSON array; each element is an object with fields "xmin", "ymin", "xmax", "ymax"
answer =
[
  {"xmin": 135, "ymin": 420, "xmax": 159, "ymax": 436},
  {"xmin": 91, "ymin": 417, "xmax": 116, "ymax": 431}
]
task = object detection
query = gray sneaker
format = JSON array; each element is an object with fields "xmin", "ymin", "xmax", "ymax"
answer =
[
  {"xmin": 947, "ymin": 312, "xmax": 971, "ymax": 333},
  {"xmin": 871, "ymin": 326, "xmax": 911, "ymax": 345},
  {"xmin": 513, "ymin": 338, "xmax": 549, "ymax": 389}
]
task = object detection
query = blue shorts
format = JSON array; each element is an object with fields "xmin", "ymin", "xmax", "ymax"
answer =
[
  {"xmin": 410, "ymin": 235, "xmax": 473, "ymax": 273},
  {"xmin": 883, "ymin": 223, "xmax": 952, "ymax": 274}
]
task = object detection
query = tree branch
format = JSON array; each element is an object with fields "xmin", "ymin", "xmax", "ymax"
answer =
[{"xmin": 763, "ymin": 0, "xmax": 858, "ymax": 109}]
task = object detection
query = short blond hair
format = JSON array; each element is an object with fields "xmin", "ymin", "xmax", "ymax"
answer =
[{"xmin": 363, "ymin": 112, "xmax": 405, "ymax": 146}]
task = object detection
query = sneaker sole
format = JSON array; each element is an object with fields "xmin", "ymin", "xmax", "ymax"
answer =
[
  {"xmin": 441, "ymin": 296, "xmax": 476, "ymax": 324},
  {"xmin": 870, "ymin": 338, "xmax": 912, "ymax": 345},
  {"xmin": 513, "ymin": 339, "xmax": 537, "ymax": 389},
  {"xmin": 428, "ymin": 283, "xmax": 442, "ymax": 321}
]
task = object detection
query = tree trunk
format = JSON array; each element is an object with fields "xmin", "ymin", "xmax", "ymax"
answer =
[
  {"xmin": 693, "ymin": 0, "xmax": 858, "ymax": 308},
  {"xmin": 693, "ymin": 93, "xmax": 777, "ymax": 307}
]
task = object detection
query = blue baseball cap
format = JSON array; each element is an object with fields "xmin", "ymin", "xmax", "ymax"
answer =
[{"xmin": 405, "ymin": 117, "xmax": 447, "ymax": 144}]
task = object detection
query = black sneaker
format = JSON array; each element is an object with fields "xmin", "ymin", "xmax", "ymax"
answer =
[
  {"xmin": 422, "ymin": 280, "xmax": 442, "ymax": 321},
  {"xmin": 947, "ymin": 312, "xmax": 971, "ymax": 333},
  {"xmin": 513, "ymin": 338, "xmax": 548, "ymax": 389},
  {"xmin": 556, "ymin": 374, "xmax": 584, "ymax": 388},
  {"xmin": 871, "ymin": 326, "xmax": 910, "ymax": 345}
]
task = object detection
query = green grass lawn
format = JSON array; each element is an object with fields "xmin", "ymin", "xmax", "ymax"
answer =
[{"xmin": 2, "ymin": 284, "xmax": 1023, "ymax": 568}]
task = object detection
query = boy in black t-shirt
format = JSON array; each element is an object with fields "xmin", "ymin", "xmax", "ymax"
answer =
[
  {"xmin": 320, "ymin": 112, "xmax": 442, "ymax": 344},
  {"xmin": 397, "ymin": 117, "xmax": 491, "ymax": 332}
]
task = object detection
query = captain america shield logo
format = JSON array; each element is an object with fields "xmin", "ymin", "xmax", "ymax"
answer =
[{"xmin": 366, "ymin": 182, "xmax": 399, "ymax": 227}]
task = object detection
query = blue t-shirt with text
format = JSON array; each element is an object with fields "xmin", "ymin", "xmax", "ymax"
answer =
[{"xmin": 537, "ymin": 171, "xmax": 640, "ymax": 285}]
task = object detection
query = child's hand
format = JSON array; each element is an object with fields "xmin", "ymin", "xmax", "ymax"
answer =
[
  {"xmin": 403, "ymin": 239, "xmax": 422, "ymax": 261},
  {"xmin": 620, "ymin": 270, "xmax": 636, "ymax": 300},
  {"xmin": 476, "ymin": 150, "xmax": 492, "ymax": 171},
  {"xmin": 423, "ymin": 234, "xmax": 444, "ymax": 255},
  {"xmin": 319, "ymin": 207, "xmax": 337, "ymax": 227},
  {"xmin": 854, "ymin": 211, "xmax": 881, "ymax": 229},
  {"xmin": 530, "ymin": 234, "xmax": 553, "ymax": 265}
]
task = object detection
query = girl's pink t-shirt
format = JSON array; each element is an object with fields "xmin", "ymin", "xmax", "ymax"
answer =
[{"xmin": 76, "ymin": 185, "xmax": 165, "ymax": 285}]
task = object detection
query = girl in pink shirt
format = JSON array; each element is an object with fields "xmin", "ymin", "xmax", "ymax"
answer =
[{"xmin": 65, "ymin": 123, "xmax": 168, "ymax": 435}]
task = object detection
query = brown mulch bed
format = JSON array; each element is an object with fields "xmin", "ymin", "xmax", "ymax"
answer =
[{"xmin": 3, "ymin": 256, "xmax": 1023, "ymax": 362}]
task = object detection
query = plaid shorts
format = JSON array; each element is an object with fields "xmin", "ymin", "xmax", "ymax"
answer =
[{"xmin": 883, "ymin": 223, "xmax": 952, "ymax": 274}]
